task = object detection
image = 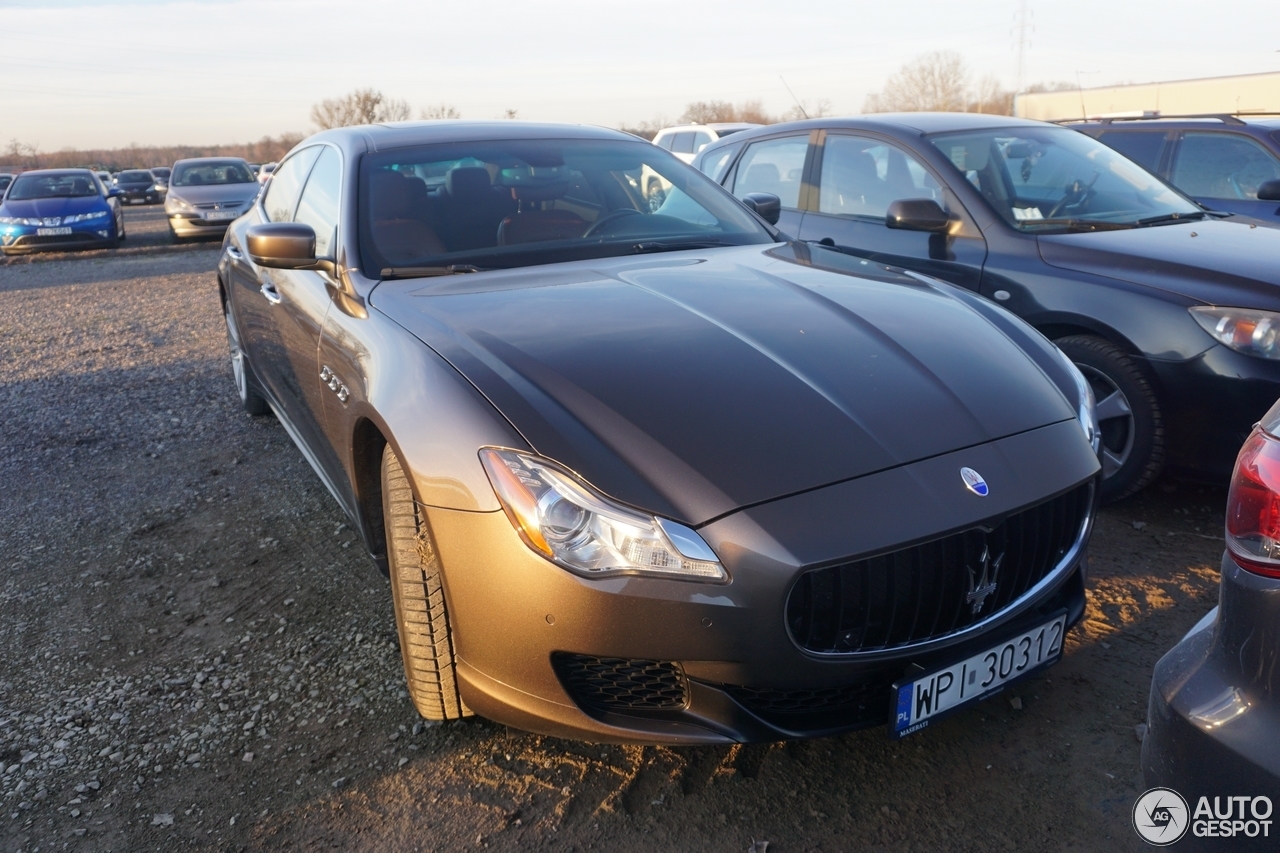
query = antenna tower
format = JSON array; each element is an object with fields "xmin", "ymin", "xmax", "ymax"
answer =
[{"xmin": 1013, "ymin": 0, "xmax": 1032, "ymax": 92}]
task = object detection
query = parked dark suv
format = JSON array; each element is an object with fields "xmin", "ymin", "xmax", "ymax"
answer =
[
  {"xmin": 1069, "ymin": 114, "xmax": 1280, "ymax": 222},
  {"xmin": 693, "ymin": 113, "xmax": 1280, "ymax": 501}
]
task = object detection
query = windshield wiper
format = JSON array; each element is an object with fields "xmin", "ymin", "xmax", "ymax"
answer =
[
  {"xmin": 1017, "ymin": 218, "xmax": 1134, "ymax": 232},
  {"xmin": 631, "ymin": 239, "xmax": 738, "ymax": 254},
  {"xmin": 380, "ymin": 264, "xmax": 483, "ymax": 280},
  {"xmin": 1134, "ymin": 211, "xmax": 1208, "ymax": 227}
]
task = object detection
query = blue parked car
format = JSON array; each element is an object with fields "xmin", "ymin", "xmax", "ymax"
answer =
[
  {"xmin": 0, "ymin": 168, "xmax": 125, "ymax": 255},
  {"xmin": 1069, "ymin": 114, "xmax": 1280, "ymax": 223}
]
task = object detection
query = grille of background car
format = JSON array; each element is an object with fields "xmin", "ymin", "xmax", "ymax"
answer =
[
  {"xmin": 787, "ymin": 482, "xmax": 1092, "ymax": 654},
  {"xmin": 551, "ymin": 654, "xmax": 689, "ymax": 712}
]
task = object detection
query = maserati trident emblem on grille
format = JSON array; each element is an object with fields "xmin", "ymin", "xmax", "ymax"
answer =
[
  {"xmin": 965, "ymin": 541, "xmax": 1004, "ymax": 615},
  {"xmin": 960, "ymin": 466, "xmax": 988, "ymax": 496}
]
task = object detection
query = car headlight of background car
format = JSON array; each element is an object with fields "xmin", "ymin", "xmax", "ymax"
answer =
[
  {"xmin": 166, "ymin": 196, "xmax": 194, "ymax": 213},
  {"xmin": 1191, "ymin": 306, "xmax": 1280, "ymax": 360},
  {"xmin": 480, "ymin": 448, "xmax": 726, "ymax": 581},
  {"xmin": 1053, "ymin": 346, "xmax": 1100, "ymax": 453}
]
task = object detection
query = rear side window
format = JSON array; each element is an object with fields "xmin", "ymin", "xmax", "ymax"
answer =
[
  {"xmin": 671, "ymin": 132, "xmax": 696, "ymax": 155},
  {"xmin": 732, "ymin": 136, "xmax": 809, "ymax": 209},
  {"xmin": 654, "ymin": 134, "xmax": 675, "ymax": 151},
  {"xmin": 1095, "ymin": 131, "xmax": 1167, "ymax": 172},
  {"xmin": 263, "ymin": 147, "xmax": 322, "ymax": 223},
  {"xmin": 1171, "ymin": 132, "xmax": 1280, "ymax": 200},
  {"xmin": 693, "ymin": 131, "xmax": 713, "ymax": 153},
  {"xmin": 293, "ymin": 147, "xmax": 341, "ymax": 258}
]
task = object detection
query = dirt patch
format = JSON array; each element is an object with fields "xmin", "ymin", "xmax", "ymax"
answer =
[{"xmin": 0, "ymin": 249, "xmax": 1227, "ymax": 851}]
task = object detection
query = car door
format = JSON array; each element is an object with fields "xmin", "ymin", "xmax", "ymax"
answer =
[
  {"xmin": 727, "ymin": 132, "xmax": 814, "ymax": 239},
  {"xmin": 796, "ymin": 131, "xmax": 987, "ymax": 290},
  {"xmin": 1168, "ymin": 130, "xmax": 1280, "ymax": 220}
]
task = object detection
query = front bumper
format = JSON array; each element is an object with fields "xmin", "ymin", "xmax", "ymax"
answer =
[
  {"xmin": 1148, "ymin": 345, "xmax": 1280, "ymax": 481},
  {"xmin": 1144, "ymin": 554, "xmax": 1280, "ymax": 795},
  {"xmin": 0, "ymin": 221, "xmax": 115, "ymax": 254},
  {"xmin": 428, "ymin": 419, "xmax": 1098, "ymax": 743},
  {"xmin": 169, "ymin": 213, "xmax": 235, "ymax": 238},
  {"xmin": 120, "ymin": 190, "xmax": 160, "ymax": 204}
]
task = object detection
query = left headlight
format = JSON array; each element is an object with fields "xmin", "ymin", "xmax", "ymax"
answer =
[
  {"xmin": 64, "ymin": 211, "xmax": 110, "ymax": 224},
  {"xmin": 166, "ymin": 195, "xmax": 194, "ymax": 212},
  {"xmin": 480, "ymin": 448, "xmax": 726, "ymax": 582},
  {"xmin": 1053, "ymin": 346, "xmax": 1100, "ymax": 454},
  {"xmin": 1190, "ymin": 306, "xmax": 1280, "ymax": 360}
]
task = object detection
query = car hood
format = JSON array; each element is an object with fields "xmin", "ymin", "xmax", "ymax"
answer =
[
  {"xmin": 2, "ymin": 195, "xmax": 107, "ymax": 218},
  {"xmin": 374, "ymin": 244, "xmax": 1076, "ymax": 525},
  {"xmin": 166, "ymin": 183, "xmax": 259, "ymax": 204},
  {"xmin": 1038, "ymin": 217, "xmax": 1280, "ymax": 309}
]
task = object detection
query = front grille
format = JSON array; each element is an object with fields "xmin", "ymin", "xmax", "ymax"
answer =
[
  {"xmin": 787, "ymin": 482, "xmax": 1092, "ymax": 654},
  {"xmin": 194, "ymin": 202, "xmax": 241, "ymax": 210},
  {"xmin": 552, "ymin": 654, "xmax": 688, "ymax": 712},
  {"xmin": 724, "ymin": 678, "xmax": 891, "ymax": 715},
  {"xmin": 13, "ymin": 234, "xmax": 99, "ymax": 246}
]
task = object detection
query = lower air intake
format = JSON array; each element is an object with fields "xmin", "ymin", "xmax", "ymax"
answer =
[{"xmin": 552, "ymin": 654, "xmax": 689, "ymax": 712}]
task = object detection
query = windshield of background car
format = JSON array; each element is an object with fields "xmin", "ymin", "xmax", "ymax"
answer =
[
  {"xmin": 7, "ymin": 173, "xmax": 100, "ymax": 200},
  {"xmin": 119, "ymin": 170, "xmax": 153, "ymax": 182},
  {"xmin": 928, "ymin": 126, "xmax": 1199, "ymax": 230},
  {"xmin": 358, "ymin": 138, "xmax": 772, "ymax": 274},
  {"xmin": 172, "ymin": 161, "xmax": 255, "ymax": 187},
  {"xmin": 151, "ymin": 168, "xmax": 171, "ymax": 178}
]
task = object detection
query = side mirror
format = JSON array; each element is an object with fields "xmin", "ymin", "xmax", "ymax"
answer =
[
  {"xmin": 246, "ymin": 222, "xmax": 318, "ymax": 269},
  {"xmin": 1257, "ymin": 179, "xmax": 1280, "ymax": 201},
  {"xmin": 886, "ymin": 198, "xmax": 952, "ymax": 233},
  {"xmin": 741, "ymin": 192, "xmax": 782, "ymax": 225}
]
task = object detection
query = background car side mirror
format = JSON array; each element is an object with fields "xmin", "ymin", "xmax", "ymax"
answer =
[
  {"xmin": 1257, "ymin": 179, "xmax": 1280, "ymax": 201},
  {"xmin": 246, "ymin": 222, "xmax": 318, "ymax": 269},
  {"xmin": 741, "ymin": 192, "xmax": 781, "ymax": 225},
  {"xmin": 886, "ymin": 199, "xmax": 952, "ymax": 233}
]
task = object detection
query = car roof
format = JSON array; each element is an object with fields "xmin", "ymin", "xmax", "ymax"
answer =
[
  {"xmin": 9, "ymin": 168, "xmax": 95, "ymax": 177},
  {"xmin": 1066, "ymin": 114, "xmax": 1280, "ymax": 131},
  {"xmin": 171, "ymin": 157, "xmax": 250, "ymax": 166},
  {"xmin": 702, "ymin": 113, "xmax": 1054, "ymax": 146},
  {"xmin": 310, "ymin": 120, "xmax": 635, "ymax": 153}
]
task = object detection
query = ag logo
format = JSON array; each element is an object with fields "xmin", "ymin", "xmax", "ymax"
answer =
[{"xmin": 1133, "ymin": 787, "xmax": 1190, "ymax": 846}]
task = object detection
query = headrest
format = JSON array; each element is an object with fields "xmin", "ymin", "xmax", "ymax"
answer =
[
  {"xmin": 369, "ymin": 170, "xmax": 411, "ymax": 219},
  {"xmin": 834, "ymin": 151, "xmax": 878, "ymax": 180},
  {"xmin": 744, "ymin": 163, "xmax": 779, "ymax": 183},
  {"xmin": 445, "ymin": 166, "xmax": 492, "ymax": 197},
  {"xmin": 499, "ymin": 164, "xmax": 570, "ymax": 201}
]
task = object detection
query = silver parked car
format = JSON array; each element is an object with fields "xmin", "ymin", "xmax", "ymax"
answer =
[{"xmin": 165, "ymin": 158, "xmax": 260, "ymax": 241}]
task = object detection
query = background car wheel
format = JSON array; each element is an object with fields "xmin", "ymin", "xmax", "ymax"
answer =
[
  {"xmin": 381, "ymin": 444, "xmax": 471, "ymax": 721},
  {"xmin": 118, "ymin": 215, "xmax": 126, "ymax": 242},
  {"xmin": 1055, "ymin": 335, "xmax": 1164, "ymax": 502},
  {"xmin": 223, "ymin": 301, "xmax": 270, "ymax": 416}
]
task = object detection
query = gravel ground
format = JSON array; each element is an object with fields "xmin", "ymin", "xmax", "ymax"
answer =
[{"xmin": 0, "ymin": 245, "xmax": 1229, "ymax": 852}]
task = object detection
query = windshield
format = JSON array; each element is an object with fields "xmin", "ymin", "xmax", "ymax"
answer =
[
  {"xmin": 150, "ymin": 168, "xmax": 171, "ymax": 178},
  {"xmin": 0, "ymin": 176, "xmax": 11, "ymax": 192},
  {"xmin": 358, "ymin": 138, "xmax": 772, "ymax": 275},
  {"xmin": 7, "ymin": 172, "xmax": 100, "ymax": 200},
  {"xmin": 928, "ymin": 126, "xmax": 1200, "ymax": 230},
  {"xmin": 172, "ymin": 161, "xmax": 255, "ymax": 187},
  {"xmin": 118, "ymin": 170, "xmax": 153, "ymax": 182}
]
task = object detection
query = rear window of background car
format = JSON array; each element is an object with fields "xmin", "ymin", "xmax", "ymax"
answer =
[
  {"xmin": 655, "ymin": 134, "xmax": 675, "ymax": 151},
  {"xmin": 732, "ymin": 136, "xmax": 809, "ymax": 209},
  {"xmin": 1171, "ymin": 132, "xmax": 1280, "ymax": 199},
  {"xmin": 1095, "ymin": 131, "xmax": 1167, "ymax": 172},
  {"xmin": 671, "ymin": 132, "xmax": 696, "ymax": 154},
  {"xmin": 264, "ymin": 147, "xmax": 322, "ymax": 223}
]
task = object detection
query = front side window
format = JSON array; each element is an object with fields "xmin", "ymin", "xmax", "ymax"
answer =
[
  {"xmin": 700, "ymin": 143, "xmax": 744, "ymax": 182},
  {"xmin": 7, "ymin": 173, "xmax": 99, "ymax": 200},
  {"xmin": 929, "ymin": 126, "xmax": 1199, "ymax": 230},
  {"xmin": 818, "ymin": 134, "xmax": 941, "ymax": 218},
  {"xmin": 357, "ymin": 138, "xmax": 772, "ymax": 275},
  {"xmin": 1096, "ymin": 130, "xmax": 1168, "ymax": 172},
  {"xmin": 172, "ymin": 160, "xmax": 256, "ymax": 187},
  {"xmin": 262, "ymin": 148, "xmax": 321, "ymax": 223},
  {"xmin": 732, "ymin": 136, "xmax": 809, "ymax": 209},
  {"xmin": 293, "ymin": 147, "xmax": 341, "ymax": 258},
  {"xmin": 1171, "ymin": 132, "xmax": 1280, "ymax": 200}
]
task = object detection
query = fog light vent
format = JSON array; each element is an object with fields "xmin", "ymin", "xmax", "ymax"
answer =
[{"xmin": 552, "ymin": 654, "xmax": 688, "ymax": 712}]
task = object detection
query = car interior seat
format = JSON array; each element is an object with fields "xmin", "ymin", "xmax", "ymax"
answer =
[
  {"xmin": 739, "ymin": 162, "xmax": 782, "ymax": 199},
  {"xmin": 369, "ymin": 169, "xmax": 446, "ymax": 263},
  {"xmin": 441, "ymin": 166, "xmax": 515, "ymax": 251}
]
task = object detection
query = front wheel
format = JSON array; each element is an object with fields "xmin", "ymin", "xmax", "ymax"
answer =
[
  {"xmin": 223, "ymin": 301, "xmax": 270, "ymax": 416},
  {"xmin": 382, "ymin": 444, "xmax": 471, "ymax": 721},
  {"xmin": 1055, "ymin": 335, "xmax": 1164, "ymax": 502}
]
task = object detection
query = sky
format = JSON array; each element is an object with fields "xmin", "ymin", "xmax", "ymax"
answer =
[{"xmin": 1, "ymin": 0, "xmax": 1278, "ymax": 151}]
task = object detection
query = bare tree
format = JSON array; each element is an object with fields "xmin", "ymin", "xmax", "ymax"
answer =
[
  {"xmin": 4, "ymin": 138, "xmax": 40, "ymax": 168},
  {"xmin": 864, "ymin": 51, "xmax": 970, "ymax": 113},
  {"xmin": 781, "ymin": 98, "xmax": 834, "ymax": 122},
  {"xmin": 420, "ymin": 104, "xmax": 461, "ymax": 120},
  {"xmin": 680, "ymin": 100, "xmax": 736, "ymax": 124},
  {"xmin": 310, "ymin": 88, "xmax": 411, "ymax": 130},
  {"xmin": 502, "ymin": 108, "xmax": 518, "ymax": 120},
  {"xmin": 618, "ymin": 115, "xmax": 671, "ymax": 140},
  {"xmin": 971, "ymin": 75, "xmax": 1013, "ymax": 115}
]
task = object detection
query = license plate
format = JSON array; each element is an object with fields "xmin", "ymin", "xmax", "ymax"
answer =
[
  {"xmin": 206, "ymin": 211, "xmax": 237, "ymax": 221},
  {"xmin": 36, "ymin": 227, "xmax": 72, "ymax": 236},
  {"xmin": 890, "ymin": 612, "xmax": 1066, "ymax": 738}
]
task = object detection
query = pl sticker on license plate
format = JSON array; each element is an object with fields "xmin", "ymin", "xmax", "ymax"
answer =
[{"xmin": 891, "ymin": 612, "xmax": 1066, "ymax": 739}]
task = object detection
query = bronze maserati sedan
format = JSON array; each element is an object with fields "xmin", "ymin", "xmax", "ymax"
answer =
[{"xmin": 218, "ymin": 121, "xmax": 1102, "ymax": 743}]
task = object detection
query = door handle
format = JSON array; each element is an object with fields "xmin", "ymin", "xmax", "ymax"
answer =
[{"xmin": 260, "ymin": 282, "xmax": 282, "ymax": 305}]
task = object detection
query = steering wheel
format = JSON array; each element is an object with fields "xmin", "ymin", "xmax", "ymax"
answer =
[
  {"xmin": 583, "ymin": 208, "xmax": 643, "ymax": 238},
  {"xmin": 1046, "ymin": 172, "xmax": 1100, "ymax": 219}
]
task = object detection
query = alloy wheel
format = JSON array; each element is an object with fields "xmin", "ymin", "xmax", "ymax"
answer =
[{"xmin": 1079, "ymin": 364, "xmax": 1134, "ymax": 479}]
